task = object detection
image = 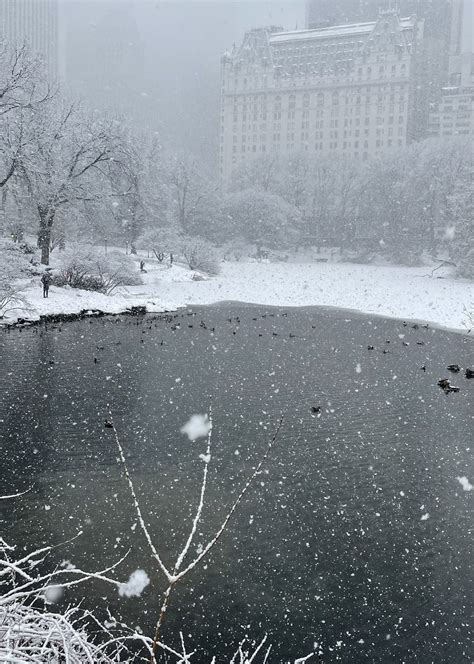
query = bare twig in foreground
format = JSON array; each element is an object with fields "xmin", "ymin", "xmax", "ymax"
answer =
[{"xmin": 110, "ymin": 406, "xmax": 284, "ymax": 663}]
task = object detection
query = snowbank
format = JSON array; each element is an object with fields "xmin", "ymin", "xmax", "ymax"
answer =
[{"xmin": 2, "ymin": 260, "xmax": 472, "ymax": 332}]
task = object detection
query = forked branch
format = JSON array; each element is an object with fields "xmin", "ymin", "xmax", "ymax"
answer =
[{"xmin": 109, "ymin": 407, "xmax": 284, "ymax": 663}]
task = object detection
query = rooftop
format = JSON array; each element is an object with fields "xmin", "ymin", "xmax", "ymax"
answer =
[{"xmin": 269, "ymin": 16, "xmax": 415, "ymax": 43}]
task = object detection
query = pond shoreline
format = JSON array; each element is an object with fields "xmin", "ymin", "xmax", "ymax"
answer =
[
  {"xmin": 2, "ymin": 261, "xmax": 472, "ymax": 332},
  {"xmin": 1, "ymin": 305, "xmax": 150, "ymax": 329}
]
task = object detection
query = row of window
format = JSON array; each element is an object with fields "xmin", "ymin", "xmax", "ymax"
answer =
[
  {"xmin": 229, "ymin": 106, "xmax": 407, "ymax": 127},
  {"xmin": 231, "ymin": 104, "xmax": 406, "ymax": 123},
  {"xmin": 223, "ymin": 117, "xmax": 407, "ymax": 141},
  {"xmin": 229, "ymin": 135, "xmax": 405, "ymax": 153},
  {"xmin": 226, "ymin": 124, "xmax": 406, "ymax": 147},
  {"xmin": 227, "ymin": 123, "xmax": 405, "ymax": 141},
  {"xmin": 226, "ymin": 61, "xmax": 408, "ymax": 90},
  {"xmin": 228, "ymin": 88, "xmax": 407, "ymax": 108},
  {"xmin": 232, "ymin": 100, "xmax": 405, "ymax": 116},
  {"xmin": 222, "ymin": 138, "xmax": 405, "ymax": 167},
  {"xmin": 225, "ymin": 84, "xmax": 408, "ymax": 104}
]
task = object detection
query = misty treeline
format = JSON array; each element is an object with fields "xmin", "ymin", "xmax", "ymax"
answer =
[
  {"xmin": 228, "ymin": 143, "xmax": 472, "ymax": 276},
  {"xmin": 0, "ymin": 44, "xmax": 472, "ymax": 277}
]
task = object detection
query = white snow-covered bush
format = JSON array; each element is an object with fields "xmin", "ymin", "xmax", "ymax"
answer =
[
  {"xmin": 139, "ymin": 227, "xmax": 180, "ymax": 263},
  {"xmin": 55, "ymin": 249, "xmax": 142, "ymax": 294},
  {"xmin": 0, "ymin": 238, "xmax": 41, "ymax": 280},
  {"xmin": 0, "ymin": 601, "xmax": 139, "ymax": 663},
  {"xmin": 0, "ymin": 279, "xmax": 27, "ymax": 319},
  {"xmin": 181, "ymin": 237, "xmax": 220, "ymax": 275},
  {"xmin": 0, "ymin": 240, "xmax": 39, "ymax": 317}
]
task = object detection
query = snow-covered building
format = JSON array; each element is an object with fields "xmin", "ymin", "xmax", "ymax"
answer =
[
  {"xmin": 0, "ymin": 0, "xmax": 59, "ymax": 79},
  {"xmin": 220, "ymin": 12, "xmax": 423, "ymax": 183},
  {"xmin": 428, "ymin": 54, "xmax": 474, "ymax": 143},
  {"xmin": 428, "ymin": 0, "xmax": 474, "ymax": 145}
]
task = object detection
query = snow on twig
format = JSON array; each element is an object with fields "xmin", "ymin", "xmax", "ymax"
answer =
[
  {"xmin": 174, "ymin": 402, "xmax": 213, "ymax": 575},
  {"xmin": 110, "ymin": 408, "xmax": 284, "ymax": 662},
  {"xmin": 175, "ymin": 415, "xmax": 284, "ymax": 582},
  {"xmin": 109, "ymin": 411, "xmax": 173, "ymax": 583}
]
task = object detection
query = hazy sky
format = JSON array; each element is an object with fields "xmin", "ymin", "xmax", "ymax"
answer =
[{"xmin": 60, "ymin": 1, "xmax": 305, "ymax": 162}]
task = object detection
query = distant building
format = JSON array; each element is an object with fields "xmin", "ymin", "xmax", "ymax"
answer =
[
  {"xmin": 428, "ymin": 77, "xmax": 474, "ymax": 143},
  {"xmin": 428, "ymin": 0, "xmax": 474, "ymax": 144},
  {"xmin": 0, "ymin": 0, "xmax": 59, "ymax": 79},
  {"xmin": 220, "ymin": 12, "xmax": 423, "ymax": 183},
  {"xmin": 306, "ymin": 0, "xmax": 452, "ymax": 30},
  {"xmin": 306, "ymin": 0, "xmax": 460, "ymax": 140}
]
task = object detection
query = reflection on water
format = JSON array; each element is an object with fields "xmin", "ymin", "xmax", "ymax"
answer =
[{"xmin": 0, "ymin": 305, "xmax": 472, "ymax": 662}]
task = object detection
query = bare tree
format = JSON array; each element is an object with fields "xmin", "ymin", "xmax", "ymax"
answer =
[
  {"xmin": 0, "ymin": 44, "xmax": 54, "ymax": 190},
  {"xmin": 167, "ymin": 154, "xmax": 217, "ymax": 235},
  {"xmin": 230, "ymin": 153, "xmax": 282, "ymax": 193},
  {"xmin": 19, "ymin": 103, "xmax": 125, "ymax": 264}
]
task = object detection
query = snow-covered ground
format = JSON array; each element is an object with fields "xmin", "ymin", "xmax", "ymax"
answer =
[{"xmin": 3, "ymin": 259, "xmax": 473, "ymax": 332}]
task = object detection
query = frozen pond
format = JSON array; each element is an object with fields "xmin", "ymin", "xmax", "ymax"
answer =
[{"xmin": 1, "ymin": 304, "xmax": 472, "ymax": 662}]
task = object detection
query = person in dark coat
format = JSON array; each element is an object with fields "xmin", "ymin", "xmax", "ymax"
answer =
[{"xmin": 41, "ymin": 272, "xmax": 52, "ymax": 298}]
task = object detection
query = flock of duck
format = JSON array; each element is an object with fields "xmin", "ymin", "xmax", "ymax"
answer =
[{"xmin": 8, "ymin": 308, "xmax": 472, "ymax": 406}]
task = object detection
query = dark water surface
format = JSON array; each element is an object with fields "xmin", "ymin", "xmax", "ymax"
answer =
[{"xmin": 1, "ymin": 304, "xmax": 472, "ymax": 662}]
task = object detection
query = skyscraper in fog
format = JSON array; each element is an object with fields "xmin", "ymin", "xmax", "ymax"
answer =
[
  {"xmin": 428, "ymin": 0, "xmax": 474, "ymax": 144},
  {"xmin": 0, "ymin": 0, "xmax": 59, "ymax": 78},
  {"xmin": 306, "ymin": 0, "xmax": 452, "ymax": 30}
]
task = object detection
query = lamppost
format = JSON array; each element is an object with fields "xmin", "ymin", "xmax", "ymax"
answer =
[{"xmin": 104, "ymin": 238, "xmax": 108, "ymax": 255}]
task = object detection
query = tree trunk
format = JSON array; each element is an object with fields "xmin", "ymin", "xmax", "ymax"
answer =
[
  {"xmin": 38, "ymin": 207, "xmax": 55, "ymax": 265},
  {"xmin": 0, "ymin": 188, "xmax": 6, "ymax": 236}
]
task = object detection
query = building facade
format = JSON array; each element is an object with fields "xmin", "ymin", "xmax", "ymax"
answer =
[
  {"xmin": 220, "ymin": 12, "xmax": 422, "ymax": 183},
  {"xmin": 305, "ymin": 0, "xmax": 461, "ymax": 140},
  {"xmin": 0, "ymin": 0, "xmax": 59, "ymax": 78},
  {"xmin": 428, "ymin": 78, "xmax": 474, "ymax": 142},
  {"xmin": 428, "ymin": 0, "xmax": 474, "ymax": 144}
]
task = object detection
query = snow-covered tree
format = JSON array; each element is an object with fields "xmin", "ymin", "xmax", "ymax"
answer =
[
  {"xmin": 18, "ymin": 103, "xmax": 125, "ymax": 265},
  {"xmin": 180, "ymin": 236, "xmax": 220, "ymax": 274},
  {"xmin": 139, "ymin": 226, "xmax": 181, "ymax": 262},
  {"xmin": 220, "ymin": 188, "xmax": 302, "ymax": 250},
  {"xmin": 230, "ymin": 153, "xmax": 282, "ymax": 193},
  {"xmin": 0, "ymin": 44, "xmax": 53, "ymax": 190},
  {"xmin": 166, "ymin": 154, "xmax": 218, "ymax": 236}
]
